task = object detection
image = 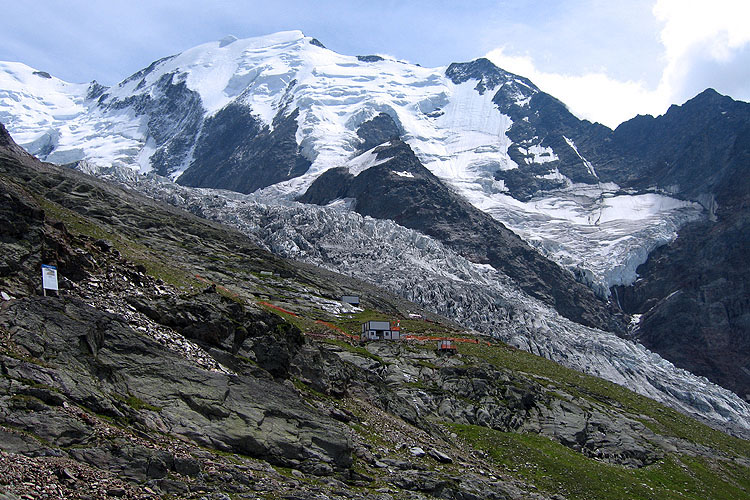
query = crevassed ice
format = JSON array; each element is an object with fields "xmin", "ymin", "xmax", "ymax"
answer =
[{"xmin": 118, "ymin": 171, "xmax": 749, "ymax": 436}]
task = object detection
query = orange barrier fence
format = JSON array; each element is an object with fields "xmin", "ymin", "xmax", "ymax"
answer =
[
  {"xmin": 403, "ymin": 335, "xmax": 482, "ymax": 344},
  {"xmin": 257, "ymin": 301, "xmax": 298, "ymax": 317},
  {"xmin": 315, "ymin": 320, "xmax": 359, "ymax": 340}
]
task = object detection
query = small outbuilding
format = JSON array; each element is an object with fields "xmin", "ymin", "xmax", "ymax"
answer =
[
  {"xmin": 437, "ymin": 339, "xmax": 457, "ymax": 354},
  {"xmin": 361, "ymin": 320, "xmax": 401, "ymax": 341},
  {"xmin": 341, "ymin": 295, "xmax": 360, "ymax": 306}
]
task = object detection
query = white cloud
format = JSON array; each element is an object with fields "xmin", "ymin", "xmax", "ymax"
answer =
[
  {"xmin": 485, "ymin": 48, "xmax": 668, "ymax": 128},
  {"xmin": 486, "ymin": 0, "xmax": 750, "ymax": 128},
  {"xmin": 654, "ymin": 0, "xmax": 750, "ymax": 102}
]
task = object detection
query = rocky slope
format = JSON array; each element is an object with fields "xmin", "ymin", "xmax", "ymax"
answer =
[
  {"xmin": 86, "ymin": 151, "xmax": 750, "ymax": 437},
  {"xmin": 2, "ymin": 125, "xmax": 750, "ymax": 499},
  {"xmin": 610, "ymin": 90, "xmax": 750, "ymax": 400}
]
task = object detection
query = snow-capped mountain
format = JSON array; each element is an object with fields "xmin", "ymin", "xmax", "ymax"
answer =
[
  {"xmin": 2, "ymin": 31, "xmax": 749, "ymax": 417},
  {"xmin": 0, "ymin": 31, "xmax": 700, "ymax": 298}
]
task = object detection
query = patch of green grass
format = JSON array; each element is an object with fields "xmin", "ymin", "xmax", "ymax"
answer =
[
  {"xmin": 291, "ymin": 377, "xmax": 332, "ymax": 402},
  {"xmin": 333, "ymin": 309, "xmax": 387, "ymax": 333},
  {"xmin": 416, "ymin": 359, "xmax": 438, "ymax": 369},
  {"xmin": 1, "ymin": 374, "xmax": 61, "ymax": 395},
  {"xmin": 38, "ymin": 197, "xmax": 116, "ymax": 242},
  {"xmin": 452, "ymin": 423, "xmax": 750, "ymax": 500},
  {"xmin": 0, "ymin": 423, "xmax": 50, "ymax": 446},
  {"xmin": 403, "ymin": 380, "xmax": 433, "ymax": 391},
  {"xmin": 112, "ymin": 392, "xmax": 162, "ymax": 412},
  {"xmin": 0, "ymin": 347, "xmax": 55, "ymax": 368},
  {"xmin": 138, "ymin": 258, "xmax": 200, "ymax": 290},
  {"xmin": 9, "ymin": 393, "xmax": 46, "ymax": 406},
  {"xmin": 348, "ymin": 421, "xmax": 391, "ymax": 451},
  {"xmin": 459, "ymin": 342, "xmax": 750, "ymax": 457}
]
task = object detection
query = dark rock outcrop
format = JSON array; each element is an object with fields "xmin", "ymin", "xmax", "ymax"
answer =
[
  {"xmin": 611, "ymin": 91, "xmax": 750, "ymax": 400},
  {"xmin": 101, "ymin": 71, "xmax": 204, "ymax": 176},
  {"xmin": 446, "ymin": 58, "xmax": 530, "ymax": 96},
  {"xmin": 356, "ymin": 112, "xmax": 401, "ymax": 151},
  {"xmin": 177, "ymin": 105, "xmax": 311, "ymax": 193},
  {"xmin": 606, "ymin": 89, "xmax": 750, "ymax": 196},
  {"xmin": 446, "ymin": 58, "xmax": 614, "ymax": 200},
  {"xmin": 357, "ymin": 55, "xmax": 385, "ymax": 63},
  {"xmin": 0, "ymin": 296, "xmax": 351, "ymax": 472}
]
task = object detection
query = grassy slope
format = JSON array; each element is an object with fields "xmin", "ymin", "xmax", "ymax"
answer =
[{"xmin": 453, "ymin": 425, "xmax": 750, "ymax": 500}]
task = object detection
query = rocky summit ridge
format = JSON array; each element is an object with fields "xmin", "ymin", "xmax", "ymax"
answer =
[{"xmin": 1, "ymin": 124, "xmax": 750, "ymax": 499}]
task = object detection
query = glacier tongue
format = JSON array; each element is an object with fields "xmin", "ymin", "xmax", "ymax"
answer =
[
  {"xmin": 462, "ymin": 183, "xmax": 705, "ymax": 296},
  {"xmin": 115, "ymin": 170, "xmax": 749, "ymax": 436}
]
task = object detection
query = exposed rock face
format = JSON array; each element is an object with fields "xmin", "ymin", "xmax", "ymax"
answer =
[
  {"xmin": 445, "ymin": 58, "xmax": 615, "ymax": 200},
  {"xmin": 102, "ymin": 70, "xmax": 204, "ymax": 176},
  {"xmin": 1, "ymin": 296, "xmax": 352, "ymax": 475},
  {"xmin": 0, "ymin": 123, "xmax": 352, "ymax": 481},
  {"xmin": 494, "ymin": 91, "xmax": 612, "ymax": 197},
  {"xmin": 612, "ymin": 91, "xmax": 750, "ymax": 400},
  {"xmin": 0, "ymin": 128, "xmax": 95, "ymax": 297},
  {"xmin": 619, "ymin": 212, "xmax": 750, "ymax": 400},
  {"xmin": 606, "ymin": 89, "xmax": 750, "ymax": 196},
  {"xmin": 178, "ymin": 105, "xmax": 311, "ymax": 193},
  {"xmin": 127, "ymin": 288, "xmax": 306, "ymax": 377},
  {"xmin": 356, "ymin": 55, "xmax": 385, "ymax": 63},
  {"xmin": 300, "ymin": 138, "xmax": 624, "ymax": 333},
  {"xmin": 356, "ymin": 112, "xmax": 401, "ymax": 151},
  {"xmin": 291, "ymin": 340, "xmax": 726, "ymax": 470},
  {"xmin": 446, "ymin": 58, "xmax": 527, "ymax": 96}
]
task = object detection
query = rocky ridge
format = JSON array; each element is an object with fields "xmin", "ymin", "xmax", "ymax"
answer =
[{"xmin": 2, "ymin": 124, "xmax": 750, "ymax": 499}]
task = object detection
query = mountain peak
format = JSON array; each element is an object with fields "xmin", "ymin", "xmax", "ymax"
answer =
[
  {"xmin": 686, "ymin": 87, "xmax": 733, "ymax": 107},
  {"xmin": 218, "ymin": 35, "xmax": 238, "ymax": 47},
  {"xmin": 445, "ymin": 57, "xmax": 538, "ymax": 95}
]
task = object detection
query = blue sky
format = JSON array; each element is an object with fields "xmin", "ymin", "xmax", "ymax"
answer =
[{"xmin": 2, "ymin": 0, "xmax": 749, "ymax": 127}]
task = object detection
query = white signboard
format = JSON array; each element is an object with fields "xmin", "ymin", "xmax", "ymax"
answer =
[{"xmin": 42, "ymin": 264, "xmax": 59, "ymax": 291}]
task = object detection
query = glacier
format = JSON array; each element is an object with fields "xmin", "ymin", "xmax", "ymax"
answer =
[{"xmin": 106, "ymin": 171, "xmax": 748, "ymax": 436}]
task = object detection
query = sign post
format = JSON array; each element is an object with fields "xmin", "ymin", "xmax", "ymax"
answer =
[{"xmin": 41, "ymin": 264, "xmax": 59, "ymax": 296}]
